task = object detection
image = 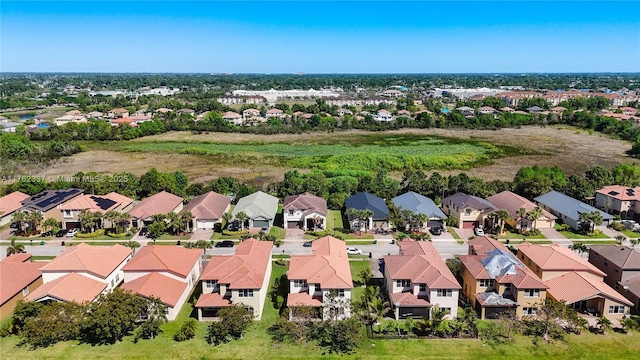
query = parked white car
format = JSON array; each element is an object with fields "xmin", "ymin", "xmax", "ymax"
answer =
[
  {"xmin": 346, "ymin": 247, "xmax": 363, "ymax": 255},
  {"xmin": 66, "ymin": 228, "xmax": 79, "ymax": 237},
  {"xmin": 474, "ymin": 228, "xmax": 484, "ymax": 236}
]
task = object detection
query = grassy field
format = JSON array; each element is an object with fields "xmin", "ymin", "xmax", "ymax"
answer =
[
  {"xmin": 327, "ymin": 210, "xmax": 344, "ymax": 230},
  {"xmin": 3, "ymin": 259, "xmax": 640, "ymax": 359},
  {"xmin": 269, "ymin": 226, "xmax": 285, "ymax": 239},
  {"xmin": 557, "ymin": 231, "xmax": 610, "ymax": 240}
]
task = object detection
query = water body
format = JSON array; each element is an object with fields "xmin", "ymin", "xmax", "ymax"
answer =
[{"xmin": 19, "ymin": 114, "xmax": 34, "ymax": 120}]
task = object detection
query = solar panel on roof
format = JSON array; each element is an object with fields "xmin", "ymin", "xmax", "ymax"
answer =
[
  {"xmin": 627, "ymin": 189, "xmax": 635, "ymax": 196},
  {"xmin": 91, "ymin": 195, "xmax": 117, "ymax": 210},
  {"xmin": 608, "ymin": 191, "xmax": 619, "ymax": 196}
]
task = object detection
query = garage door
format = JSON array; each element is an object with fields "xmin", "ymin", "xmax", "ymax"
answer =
[
  {"xmin": 427, "ymin": 220, "xmax": 442, "ymax": 228},
  {"xmin": 64, "ymin": 222, "xmax": 81, "ymax": 230},
  {"xmin": 253, "ymin": 220, "xmax": 269, "ymax": 229},
  {"xmin": 287, "ymin": 221, "xmax": 299, "ymax": 229},
  {"xmin": 462, "ymin": 221, "xmax": 478, "ymax": 229},
  {"xmin": 197, "ymin": 220, "xmax": 215, "ymax": 230}
]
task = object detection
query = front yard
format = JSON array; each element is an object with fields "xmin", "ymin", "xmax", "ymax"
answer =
[
  {"xmin": 498, "ymin": 230, "xmax": 547, "ymax": 240},
  {"xmin": 555, "ymin": 224, "xmax": 610, "ymax": 239}
]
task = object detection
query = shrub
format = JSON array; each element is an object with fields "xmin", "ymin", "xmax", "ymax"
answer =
[
  {"xmin": 107, "ymin": 232, "xmax": 130, "ymax": 238},
  {"xmin": 75, "ymin": 229, "xmax": 105, "ymax": 238},
  {"xmin": 173, "ymin": 318, "xmax": 198, "ymax": 342},
  {"xmin": 610, "ymin": 221, "xmax": 624, "ymax": 231},
  {"xmin": 222, "ymin": 229, "xmax": 249, "ymax": 237},
  {"xmin": 306, "ymin": 230, "xmax": 344, "ymax": 240}
]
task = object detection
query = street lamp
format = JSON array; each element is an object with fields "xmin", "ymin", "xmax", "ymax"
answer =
[{"xmin": 395, "ymin": 302, "xmax": 401, "ymax": 336}]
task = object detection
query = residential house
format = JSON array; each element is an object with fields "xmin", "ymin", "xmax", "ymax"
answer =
[
  {"xmin": 155, "ymin": 107, "xmax": 173, "ymax": 114},
  {"xmin": 526, "ymin": 106, "xmax": 545, "ymax": 113},
  {"xmin": 265, "ymin": 108, "xmax": 284, "ymax": 119},
  {"xmin": 19, "ymin": 188, "xmax": 85, "ymax": 223},
  {"xmin": 54, "ymin": 114, "xmax": 87, "ymax": 126},
  {"xmin": 384, "ymin": 240, "xmax": 461, "ymax": 319},
  {"xmin": 455, "ymin": 106, "xmax": 475, "ymax": 117},
  {"xmin": 108, "ymin": 108, "xmax": 130, "ymax": 119},
  {"xmin": 128, "ymin": 191, "xmax": 184, "ymax": 228},
  {"xmin": 282, "ymin": 192, "xmax": 327, "ymax": 230},
  {"xmin": 517, "ymin": 243, "xmax": 632, "ymax": 320},
  {"xmin": 620, "ymin": 107, "xmax": 638, "ymax": 116},
  {"xmin": 373, "ymin": 109, "xmax": 394, "ymax": 122},
  {"xmin": 177, "ymin": 108, "xmax": 196, "ymax": 116},
  {"xmin": 0, "ymin": 120, "xmax": 20, "ymax": 133},
  {"xmin": 441, "ymin": 192, "xmax": 497, "ymax": 229},
  {"xmin": 391, "ymin": 191, "xmax": 446, "ymax": 230},
  {"xmin": 486, "ymin": 191, "xmax": 556, "ymax": 231},
  {"xmin": 594, "ymin": 185, "xmax": 640, "ymax": 220},
  {"xmin": 59, "ymin": 192, "xmax": 134, "ymax": 230},
  {"xmin": 0, "ymin": 254, "xmax": 43, "ymax": 318},
  {"xmin": 345, "ymin": 192, "xmax": 390, "ymax": 231},
  {"xmin": 242, "ymin": 108, "xmax": 261, "ymax": 121},
  {"xmin": 184, "ymin": 191, "xmax": 231, "ymax": 230},
  {"xmin": 478, "ymin": 106, "xmax": 497, "ymax": 115},
  {"xmin": 0, "ymin": 191, "xmax": 30, "ymax": 226},
  {"xmin": 26, "ymin": 244, "xmax": 132, "ymax": 304},
  {"xmin": 459, "ymin": 236, "xmax": 548, "ymax": 319},
  {"xmin": 222, "ymin": 111, "xmax": 243, "ymax": 125},
  {"xmin": 287, "ymin": 236, "xmax": 353, "ymax": 320},
  {"xmin": 110, "ymin": 114, "xmax": 152, "ymax": 127},
  {"xmin": 87, "ymin": 111, "xmax": 104, "ymax": 119},
  {"xmin": 231, "ymin": 191, "xmax": 279, "ymax": 230},
  {"xmin": 535, "ymin": 190, "xmax": 614, "ymax": 230},
  {"xmin": 195, "ymin": 240, "xmax": 272, "ymax": 320},
  {"xmin": 382, "ymin": 89, "xmax": 404, "ymax": 98},
  {"xmin": 121, "ymin": 246, "xmax": 202, "ymax": 320},
  {"xmin": 589, "ymin": 245, "xmax": 640, "ymax": 311}
]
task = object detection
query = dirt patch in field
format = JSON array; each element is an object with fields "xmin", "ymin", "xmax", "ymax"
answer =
[{"xmin": 30, "ymin": 126, "xmax": 639, "ymax": 185}]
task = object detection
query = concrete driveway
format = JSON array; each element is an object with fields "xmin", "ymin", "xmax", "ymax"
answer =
[
  {"xmin": 285, "ymin": 228, "xmax": 305, "ymax": 241},
  {"xmin": 190, "ymin": 229, "xmax": 213, "ymax": 241},
  {"xmin": 456, "ymin": 228, "xmax": 476, "ymax": 240}
]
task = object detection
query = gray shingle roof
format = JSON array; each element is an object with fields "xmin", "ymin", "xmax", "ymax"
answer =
[
  {"xmin": 345, "ymin": 192, "xmax": 389, "ymax": 220},
  {"xmin": 232, "ymin": 191, "xmax": 278, "ymax": 220},
  {"xmin": 392, "ymin": 191, "xmax": 446, "ymax": 219},
  {"xmin": 534, "ymin": 190, "xmax": 614, "ymax": 222}
]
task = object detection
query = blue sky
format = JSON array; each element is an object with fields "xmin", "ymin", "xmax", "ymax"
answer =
[{"xmin": 1, "ymin": 1, "xmax": 639, "ymax": 73}]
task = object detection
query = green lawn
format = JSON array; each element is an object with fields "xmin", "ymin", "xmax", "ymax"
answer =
[
  {"xmin": 447, "ymin": 227, "xmax": 461, "ymax": 240},
  {"xmin": 327, "ymin": 210, "xmax": 344, "ymax": 230},
  {"xmin": 621, "ymin": 229, "xmax": 640, "ymax": 238},
  {"xmin": 155, "ymin": 233, "xmax": 192, "ymax": 241},
  {"xmin": 571, "ymin": 240, "xmax": 619, "ymax": 245},
  {"xmin": 211, "ymin": 232, "xmax": 240, "ymax": 240},
  {"xmin": 30, "ymin": 255, "xmax": 56, "ymax": 261},
  {"xmin": 499, "ymin": 230, "xmax": 547, "ymax": 239},
  {"xmin": 269, "ymin": 226, "xmax": 285, "ymax": 239},
  {"xmin": 558, "ymin": 231, "xmax": 610, "ymax": 239},
  {"xmin": 344, "ymin": 240, "xmax": 376, "ymax": 245}
]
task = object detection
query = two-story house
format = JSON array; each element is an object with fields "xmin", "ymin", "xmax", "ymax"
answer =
[
  {"xmin": 26, "ymin": 244, "xmax": 132, "ymax": 304},
  {"xmin": 121, "ymin": 246, "xmax": 202, "ymax": 320},
  {"xmin": 287, "ymin": 236, "xmax": 353, "ymax": 320},
  {"xmin": 595, "ymin": 185, "xmax": 640, "ymax": 220},
  {"xmin": 441, "ymin": 192, "xmax": 497, "ymax": 229},
  {"xmin": 129, "ymin": 191, "xmax": 184, "ymax": 229},
  {"xmin": 518, "ymin": 243, "xmax": 632, "ymax": 321},
  {"xmin": 19, "ymin": 188, "xmax": 85, "ymax": 224},
  {"xmin": 459, "ymin": 237, "xmax": 548, "ymax": 319},
  {"xmin": 384, "ymin": 240, "xmax": 461, "ymax": 319},
  {"xmin": 283, "ymin": 192, "xmax": 327, "ymax": 230},
  {"xmin": 589, "ymin": 245, "xmax": 640, "ymax": 311},
  {"xmin": 0, "ymin": 254, "xmax": 43, "ymax": 318},
  {"xmin": 59, "ymin": 192, "xmax": 134, "ymax": 230},
  {"xmin": 195, "ymin": 239, "xmax": 273, "ymax": 320}
]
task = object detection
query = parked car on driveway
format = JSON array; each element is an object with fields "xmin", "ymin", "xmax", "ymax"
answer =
[
  {"xmin": 303, "ymin": 241, "xmax": 313, "ymax": 247},
  {"xmin": 346, "ymin": 247, "xmax": 362, "ymax": 255},
  {"xmin": 55, "ymin": 229, "xmax": 67, "ymax": 237},
  {"xmin": 429, "ymin": 227, "xmax": 443, "ymax": 235},
  {"xmin": 215, "ymin": 240, "xmax": 235, "ymax": 248},
  {"xmin": 139, "ymin": 227, "xmax": 148, "ymax": 237},
  {"xmin": 474, "ymin": 228, "xmax": 484, "ymax": 236},
  {"xmin": 40, "ymin": 231, "xmax": 53, "ymax": 237},
  {"xmin": 66, "ymin": 228, "xmax": 79, "ymax": 237}
]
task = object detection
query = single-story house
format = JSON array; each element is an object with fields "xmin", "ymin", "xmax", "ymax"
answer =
[
  {"xmin": 283, "ymin": 192, "xmax": 327, "ymax": 230},
  {"xmin": 486, "ymin": 191, "xmax": 556, "ymax": 231},
  {"xmin": 392, "ymin": 191, "xmax": 446, "ymax": 230},
  {"xmin": 184, "ymin": 191, "xmax": 231, "ymax": 230},
  {"xmin": 345, "ymin": 192, "xmax": 390, "ymax": 231},
  {"xmin": 0, "ymin": 191, "xmax": 30, "ymax": 227},
  {"xmin": 231, "ymin": 191, "xmax": 279, "ymax": 230},
  {"xmin": 196, "ymin": 239, "xmax": 273, "ymax": 320},
  {"xmin": 441, "ymin": 192, "xmax": 497, "ymax": 229},
  {"xmin": 534, "ymin": 190, "xmax": 614, "ymax": 230},
  {"xmin": 128, "ymin": 191, "xmax": 184, "ymax": 228}
]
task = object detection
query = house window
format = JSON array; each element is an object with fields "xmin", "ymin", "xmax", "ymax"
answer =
[
  {"xmin": 522, "ymin": 307, "xmax": 538, "ymax": 315},
  {"xmin": 397, "ymin": 280, "xmax": 411, "ymax": 288},
  {"xmin": 293, "ymin": 280, "xmax": 307, "ymax": 288},
  {"xmin": 205, "ymin": 280, "xmax": 218, "ymax": 289},
  {"xmin": 111, "ymin": 279, "xmax": 115, "ymax": 288},
  {"xmin": 116, "ymin": 274, "xmax": 120, "ymax": 283},
  {"xmin": 609, "ymin": 305, "xmax": 625, "ymax": 314},
  {"xmin": 337, "ymin": 289, "xmax": 345, "ymax": 297},
  {"xmin": 437, "ymin": 289, "xmax": 452, "ymax": 297},
  {"xmin": 63, "ymin": 210, "xmax": 72, "ymax": 218},
  {"xmin": 479, "ymin": 279, "xmax": 494, "ymax": 288},
  {"xmin": 288, "ymin": 210, "xmax": 294, "ymax": 216},
  {"xmin": 504, "ymin": 284, "xmax": 512, "ymax": 292},
  {"xmin": 440, "ymin": 307, "xmax": 452, "ymax": 315},
  {"xmin": 419, "ymin": 284, "xmax": 427, "ymax": 292},
  {"xmin": 604, "ymin": 261, "xmax": 608, "ymax": 266},
  {"xmin": 465, "ymin": 209, "xmax": 471, "ymax": 216},
  {"xmin": 22, "ymin": 287, "xmax": 29, "ymax": 297},
  {"xmin": 164, "ymin": 308, "xmax": 169, "ymax": 315},
  {"xmin": 524, "ymin": 289, "xmax": 540, "ymax": 298},
  {"xmin": 239, "ymin": 289, "xmax": 254, "ymax": 298}
]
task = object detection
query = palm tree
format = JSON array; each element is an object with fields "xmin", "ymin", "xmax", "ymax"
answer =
[
  {"xmin": 370, "ymin": 297, "xmax": 391, "ymax": 333},
  {"xmin": 151, "ymin": 214, "xmax": 166, "ymax": 224},
  {"xmin": 492, "ymin": 210, "xmax": 511, "ymax": 236},
  {"xmin": 569, "ymin": 242, "xmax": 589, "ymax": 256},
  {"xmin": 42, "ymin": 218, "xmax": 59, "ymax": 232},
  {"xmin": 528, "ymin": 206, "xmax": 543, "ymax": 232},
  {"xmin": 235, "ymin": 211, "xmax": 248, "ymax": 231},
  {"xmin": 411, "ymin": 213, "xmax": 429, "ymax": 232},
  {"xmin": 517, "ymin": 207, "xmax": 528, "ymax": 233},
  {"xmin": 121, "ymin": 240, "xmax": 141, "ymax": 254},
  {"xmin": 221, "ymin": 212, "xmax": 233, "ymax": 228},
  {"xmin": 27, "ymin": 211, "xmax": 43, "ymax": 234},
  {"xmin": 6, "ymin": 239, "xmax": 26, "ymax": 256},
  {"xmin": 630, "ymin": 238, "xmax": 639, "ymax": 248},
  {"xmin": 166, "ymin": 212, "xmax": 182, "ymax": 235},
  {"xmin": 596, "ymin": 316, "xmax": 613, "ymax": 334},
  {"xmin": 78, "ymin": 210, "xmax": 98, "ymax": 233},
  {"xmin": 11, "ymin": 211, "xmax": 28, "ymax": 235},
  {"xmin": 104, "ymin": 210, "xmax": 120, "ymax": 232},
  {"xmin": 179, "ymin": 210, "xmax": 193, "ymax": 234}
]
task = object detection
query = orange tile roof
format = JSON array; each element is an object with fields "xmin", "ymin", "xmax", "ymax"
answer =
[
  {"xmin": 386, "ymin": 241, "xmax": 460, "ymax": 289},
  {"xmin": 184, "ymin": 191, "xmax": 231, "ymax": 220},
  {"xmin": 60, "ymin": 192, "xmax": 133, "ymax": 211},
  {"xmin": 25, "ymin": 273, "xmax": 106, "ymax": 303},
  {"xmin": 467, "ymin": 236, "xmax": 508, "ymax": 255},
  {"xmin": 201, "ymin": 240, "xmax": 272, "ymax": 289},
  {"xmin": 596, "ymin": 185, "xmax": 640, "ymax": 202},
  {"xmin": 0, "ymin": 191, "xmax": 30, "ymax": 216},
  {"xmin": 486, "ymin": 191, "xmax": 556, "ymax": 221},
  {"xmin": 38, "ymin": 243, "xmax": 132, "ymax": 279},
  {"xmin": 288, "ymin": 236, "xmax": 353, "ymax": 289},
  {"xmin": 459, "ymin": 251, "xmax": 547, "ymax": 290},
  {"xmin": 128, "ymin": 191, "xmax": 183, "ymax": 220},
  {"xmin": 0, "ymin": 254, "xmax": 42, "ymax": 305},
  {"xmin": 195, "ymin": 292, "xmax": 232, "ymax": 308},
  {"xmin": 517, "ymin": 243, "xmax": 606, "ymax": 278},
  {"xmin": 120, "ymin": 272, "xmax": 187, "ymax": 307},
  {"xmin": 390, "ymin": 292, "xmax": 431, "ymax": 307},
  {"xmin": 122, "ymin": 246, "xmax": 201, "ymax": 278},
  {"xmin": 546, "ymin": 271, "xmax": 632, "ymax": 306},
  {"xmin": 286, "ymin": 292, "xmax": 323, "ymax": 307}
]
